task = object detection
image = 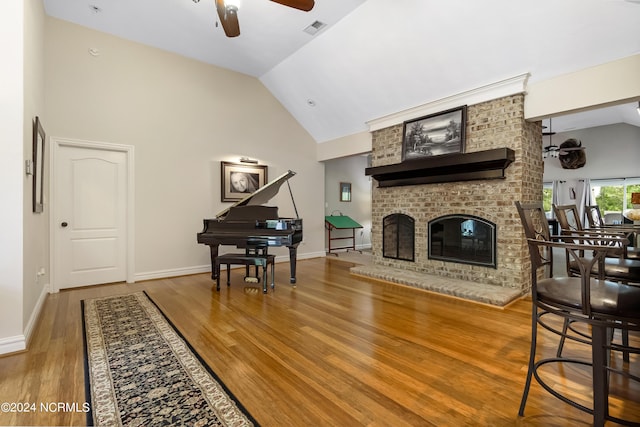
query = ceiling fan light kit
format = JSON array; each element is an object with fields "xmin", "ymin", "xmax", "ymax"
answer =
[{"xmin": 214, "ymin": 0, "xmax": 315, "ymax": 38}]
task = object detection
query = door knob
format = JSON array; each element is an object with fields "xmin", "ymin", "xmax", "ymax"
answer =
[{"xmin": 61, "ymin": 222, "xmax": 68, "ymax": 227}]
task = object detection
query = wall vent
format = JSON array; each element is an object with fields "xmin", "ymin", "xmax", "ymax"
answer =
[{"xmin": 303, "ymin": 20, "xmax": 327, "ymax": 35}]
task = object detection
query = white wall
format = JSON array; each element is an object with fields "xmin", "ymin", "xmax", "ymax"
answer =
[
  {"xmin": 543, "ymin": 123, "xmax": 640, "ymax": 181},
  {"xmin": 323, "ymin": 155, "xmax": 372, "ymax": 251},
  {"xmin": 44, "ymin": 17, "xmax": 325, "ymax": 282}
]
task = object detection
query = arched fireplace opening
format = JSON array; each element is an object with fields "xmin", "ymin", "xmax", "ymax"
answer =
[
  {"xmin": 383, "ymin": 213, "xmax": 415, "ymax": 261},
  {"xmin": 428, "ymin": 215, "xmax": 496, "ymax": 268}
]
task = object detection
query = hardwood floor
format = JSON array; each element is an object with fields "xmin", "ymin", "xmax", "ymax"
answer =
[{"xmin": 0, "ymin": 257, "xmax": 638, "ymax": 426}]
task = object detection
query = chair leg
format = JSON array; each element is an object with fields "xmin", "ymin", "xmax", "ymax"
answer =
[
  {"xmin": 262, "ymin": 262, "xmax": 268, "ymax": 294},
  {"xmin": 215, "ymin": 263, "xmax": 221, "ymax": 291},
  {"xmin": 270, "ymin": 260, "xmax": 275, "ymax": 290},
  {"xmin": 622, "ymin": 326, "xmax": 630, "ymax": 363},
  {"xmin": 556, "ymin": 318, "xmax": 569, "ymax": 357},
  {"xmin": 519, "ymin": 306, "xmax": 538, "ymax": 416},
  {"xmin": 591, "ymin": 325, "xmax": 609, "ymax": 427}
]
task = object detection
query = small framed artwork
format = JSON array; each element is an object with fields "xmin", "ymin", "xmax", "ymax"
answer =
[
  {"xmin": 33, "ymin": 116, "xmax": 46, "ymax": 213},
  {"xmin": 401, "ymin": 105, "xmax": 467, "ymax": 161},
  {"xmin": 340, "ymin": 182, "xmax": 351, "ymax": 202},
  {"xmin": 221, "ymin": 161, "xmax": 268, "ymax": 202}
]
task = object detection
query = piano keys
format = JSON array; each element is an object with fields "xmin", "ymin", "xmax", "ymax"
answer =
[{"xmin": 197, "ymin": 170, "xmax": 303, "ymax": 284}]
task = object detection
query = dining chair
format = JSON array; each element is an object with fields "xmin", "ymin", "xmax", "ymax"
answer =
[
  {"xmin": 515, "ymin": 201, "xmax": 640, "ymax": 426},
  {"xmin": 585, "ymin": 205, "xmax": 640, "ymax": 260},
  {"xmin": 553, "ymin": 204, "xmax": 640, "ymax": 281},
  {"xmin": 554, "ymin": 204, "xmax": 640, "ymax": 361}
]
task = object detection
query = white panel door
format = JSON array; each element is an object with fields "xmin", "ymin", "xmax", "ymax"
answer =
[{"xmin": 54, "ymin": 144, "xmax": 128, "ymax": 289}]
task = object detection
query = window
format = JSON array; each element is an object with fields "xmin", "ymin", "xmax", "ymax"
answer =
[
  {"xmin": 590, "ymin": 178, "xmax": 640, "ymax": 222},
  {"xmin": 542, "ymin": 182, "xmax": 553, "ymax": 213}
]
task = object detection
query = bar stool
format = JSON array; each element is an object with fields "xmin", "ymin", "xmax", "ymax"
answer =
[{"xmin": 515, "ymin": 202, "xmax": 640, "ymax": 426}]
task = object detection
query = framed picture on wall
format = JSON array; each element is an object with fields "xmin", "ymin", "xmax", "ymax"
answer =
[
  {"xmin": 221, "ymin": 161, "xmax": 268, "ymax": 202},
  {"xmin": 340, "ymin": 182, "xmax": 351, "ymax": 202},
  {"xmin": 401, "ymin": 105, "xmax": 467, "ymax": 161},
  {"xmin": 32, "ymin": 116, "xmax": 46, "ymax": 213}
]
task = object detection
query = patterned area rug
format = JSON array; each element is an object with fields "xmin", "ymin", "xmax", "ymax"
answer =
[{"xmin": 82, "ymin": 292, "xmax": 257, "ymax": 426}]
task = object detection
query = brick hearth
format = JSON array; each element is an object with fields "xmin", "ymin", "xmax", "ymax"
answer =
[{"xmin": 351, "ymin": 264, "xmax": 523, "ymax": 307}]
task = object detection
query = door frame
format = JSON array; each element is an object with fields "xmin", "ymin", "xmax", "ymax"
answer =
[{"xmin": 50, "ymin": 137, "xmax": 135, "ymax": 292}]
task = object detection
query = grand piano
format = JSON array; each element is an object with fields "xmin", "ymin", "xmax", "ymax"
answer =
[{"xmin": 197, "ymin": 170, "xmax": 303, "ymax": 283}]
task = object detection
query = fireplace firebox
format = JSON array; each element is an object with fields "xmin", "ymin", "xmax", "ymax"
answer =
[
  {"xmin": 383, "ymin": 213, "xmax": 415, "ymax": 261},
  {"xmin": 428, "ymin": 215, "xmax": 496, "ymax": 268}
]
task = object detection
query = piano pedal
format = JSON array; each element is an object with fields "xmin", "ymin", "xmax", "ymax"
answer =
[{"xmin": 244, "ymin": 276, "xmax": 259, "ymax": 283}]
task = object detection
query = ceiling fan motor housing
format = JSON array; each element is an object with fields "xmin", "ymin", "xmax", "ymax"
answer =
[{"xmin": 558, "ymin": 138, "xmax": 586, "ymax": 169}]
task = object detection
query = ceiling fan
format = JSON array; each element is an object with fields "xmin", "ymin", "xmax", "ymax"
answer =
[
  {"xmin": 215, "ymin": 0, "xmax": 315, "ymax": 38},
  {"xmin": 542, "ymin": 118, "xmax": 587, "ymax": 158}
]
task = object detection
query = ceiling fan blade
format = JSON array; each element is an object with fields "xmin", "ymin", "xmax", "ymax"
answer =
[
  {"xmin": 558, "ymin": 148, "xmax": 586, "ymax": 156},
  {"xmin": 215, "ymin": 0, "xmax": 240, "ymax": 37},
  {"xmin": 270, "ymin": 0, "xmax": 315, "ymax": 12}
]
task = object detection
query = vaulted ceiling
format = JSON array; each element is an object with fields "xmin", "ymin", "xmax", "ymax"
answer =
[{"xmin": 43, "ymin": 0, "xmax": 640, "ymax": 143}]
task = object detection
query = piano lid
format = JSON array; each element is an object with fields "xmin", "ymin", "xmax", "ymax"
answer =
[{"xmin": 216, "ymin": 170, "xmax": 297, "ymax": 218}]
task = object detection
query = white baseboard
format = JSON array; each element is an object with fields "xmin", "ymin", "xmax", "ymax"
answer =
[
  {"xmin": 134, "ymin": 251, "xmax": 327, "ymax": 281},
  {"xmin": 135, "ymin": 265, "xmax": 211, "ymax": 282},
  {"xmin": 23, "ymin": 283, "xmax": 50, "ymax": 346},
  {"xmin": 296, "ymin": 250, "xmax": 326, "ymax": 260},
  {"xmin": 0, "ymin": 283, "xmax": 50, "ymax": 356},
  {"xmin": 0, "ymin": 335, "xmax": 26, "ymax": 355}
]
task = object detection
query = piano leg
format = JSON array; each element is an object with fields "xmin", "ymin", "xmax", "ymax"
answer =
[
  {"xmin": 288, "ymin": 245, "xmax": 298, "ymax": 284},
  {"xmin": 209, "ymin": 245, "xmax": 219, "ymax": 280}
]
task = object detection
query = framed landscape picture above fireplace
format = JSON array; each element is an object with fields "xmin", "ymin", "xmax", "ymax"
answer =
[{"xmin": 401, "ymin": 105, "xmax": 467, "ymax": 161}]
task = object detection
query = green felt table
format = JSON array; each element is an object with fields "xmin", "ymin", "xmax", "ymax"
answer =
[{"xmin": 324, "ymin": 215, "xmax": 362, "ymax": 229}]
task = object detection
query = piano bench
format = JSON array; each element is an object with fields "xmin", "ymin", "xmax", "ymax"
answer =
[{"xmin": 214, "ymin": 253, "xmax": 276, "ymax": 294}]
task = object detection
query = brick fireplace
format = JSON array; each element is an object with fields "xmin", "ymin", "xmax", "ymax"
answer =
[{"xmin": 352, "ymin": 94, "xmax": 543, "ymax": 306}]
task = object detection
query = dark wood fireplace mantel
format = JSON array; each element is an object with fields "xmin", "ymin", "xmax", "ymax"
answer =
[{"xmin": 365, "ymin": 148, "xmax": 515, "ymax": 187}]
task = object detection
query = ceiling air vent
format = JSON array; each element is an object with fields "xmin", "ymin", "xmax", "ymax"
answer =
[{"xmin": 303, "ymin": 20, "xmax": 327, "ymax": 36}]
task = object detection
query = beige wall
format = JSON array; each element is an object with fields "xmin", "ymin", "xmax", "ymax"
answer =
[
  {"xmin": 317, "ymin": 131, "xmax": 371, "ymax": 162},
  {"xmin": 0, "ymin": 1, "xmax": 26, "ymax": 352},
  {"xmin": 23, "ymin": 0, "xmax": 48, "ymax": 345},
  {"xmin": 525, "ymin": 54, "xmax": 640, "ymax": 121},
  {"xmin": 0, "ymin": 0, "xmax": 47, "ymax": 355},
  {"xmin": 44, "ymin": 17, "xmax": 325, "ymax": 281}
]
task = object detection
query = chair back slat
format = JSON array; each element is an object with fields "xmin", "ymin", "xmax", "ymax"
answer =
[
  {"xmin": 585, "ymin": 205, "xmax": 604, "ymax": 228},
  {"xmin": 514, "ymin": 202, "xmax": 552, "ymax": 272},
  {"xmin": 553, "ymin": 204, "xmax": 584, "ymax": 233}
]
